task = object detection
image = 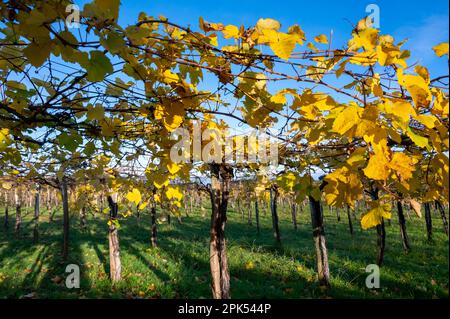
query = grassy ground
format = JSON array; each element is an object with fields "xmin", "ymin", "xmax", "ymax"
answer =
[{"xmin": 0, "ymin": 201, "xmax": 448, "ymax": 299}]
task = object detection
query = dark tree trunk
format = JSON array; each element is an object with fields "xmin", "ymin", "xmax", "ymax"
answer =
[
  {"xmin": 247, "ymin": 202, "xmax": 252, "ymax": 225},
  {"xmin": 309, "ymin": 196, "xmax": 330, "ymax": 287},
  {"xmin": 150, "ymin": 203, "xmax": 157, "ymax": 248},
  {"xmin": 14, "ymin": 191, "xmax": 21, "ymax": 238},
  {"xmin": 167, "ymin": 213, "xmax": 171, "ymax": 225},
  {"xmin": 424, "ymin": 202, "xmax": 433, "ymax": 241},
  {"xmin": 270, "ymin": 186, "xmax": 281, "ymax": 242},
  {"xmin": 209, "ymin": 163, "xmax": 232, "ymax": 299},
  {"xmin": 80, "ymin": 207, "xmax": 87, "ymax": 230},
  {"xmin": 107, "ymin": 194, "xmax": 121, "ymax": 282},
  {"xmin": 33, "ymin": 187, "xmax": 40, "ymax": 243},
  {"xmin": 291, "ymin": 202, "xmax": 298, "ymax": 231},
  {"xmin": 369, "ymin": 189, "xmax": 386, "ymax": 266},
  {"xmin": 4, "ymin": 205, "xmax": 8, "ymax": 231},
  {"xmin": 346, "ymin": 206, "xmax": 353, "ymax": 235},
  {"xmin": 376, "ymin": 220, "xmax": 386, "ymax": 266},
  {"xmin": 396, "ymin": 201, "xmax": 410, "ymax": 252},
  {"xmin": 60, "ymin": 180, "xmax": 69, "ymax": 261},
  {"xmin": 436, "ymin": 201, "xmax": 448, "ymax": 236},
  {"xmin": 336, "ymin": 207, "xmax": 341, "ymax": 222},
  {"xmin": 255, "ymin": 200, "xmax": 260, "ymax": 234}
]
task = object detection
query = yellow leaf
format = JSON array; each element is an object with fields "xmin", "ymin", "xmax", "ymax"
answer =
[
  {"xmin": 388, "ymin": 153, "xmax": 416, "ymax": 181},
  {"xmin": 349, "ymin": 28, "xmax": 379, "ymax": 51},
  {"xmin": 154, "ymin": 102, "xmax": 185, "ymax": 132},
  {"xmin": 397, "ymin": 69, "xmax": 431, "ymax": 108},
  {"xmin": 0, "ymin": 128, "xmax": 10, "ymax": 148},
  {"xmin": 162, "ymin": 70, "xmax": 179, "ymax": 84},
  {"xmin": 165, "ymin": 186, "xmax": 182, "ymax": 201},
  {"xmin": 314, "ymin": 34, "xmax": 328, "ymax": 44},
  {"xmin": 432, "ymin": 42, "xmax": 449, "ymax": 57},
  {"xmin": 245, "ymin": 261, "xmax": 255, "ymax": 270},
  {"xmin": 126, "ymin": 188, "xmax": 142, "ymax": 205},
  {"xmin": 167, "ymin": 161, "xmax": 181, "ymax": 175},
  {"xmin": 138, "ymin": 201, "xmax": 149, "ymax": 210},
  {"xmin": 363, "ymin": 152, "xmax": 390, "ymax": 180},
  {"xmin": 415, "ymin": 114, "xmax": 436, "ymax": 129},
  {"xmin": 260, "ymin": 29, "xmax": 296, "ymax": 60},
  {"xmin": 407, "ymin": 127, "xmax": 428, "ymax": 148},
  {"xmin": 414, "ymin": 65, "xmax": 430, "ymax": 83},
  {"xmin": 323, "ymin": 167, "xmax": 363, "ymax": 208},
  {"xmin": 331, "ymin": 103, "xmax": 362, "ymax": 137},
  {"xmin": 153, "ymin": 174, "xmax": 169, "ymax": 189},
  {"xmin": 361, "ymin": 202, "xmax": 391, "ymax": 230},
  {"xmin": 256, "ymin": 18, "xmax": 281, "ymax": 32},
  {"xmin": 276, "ymin": 172, "xmax": 297, "ymax": 191},
  {"xmin": 384, "ymin": 99, "xmax": 416, "ymax": 124},
  {"xmin": 222, "ymin": 25, "xmax": 240, "ymax": 39}
]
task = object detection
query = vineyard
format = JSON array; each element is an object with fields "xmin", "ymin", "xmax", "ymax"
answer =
[{"xmin": 0, "ymin": 0, "xmax": 449, "ymax": 300}]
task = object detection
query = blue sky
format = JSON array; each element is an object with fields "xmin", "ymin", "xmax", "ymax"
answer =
[
  {"xmin": 75, "ymin": 0, "xmax": 449, "ymax": 75},
  {"xmin": 72, "ymin": 1, "xmax": 450, "ymax": 143}
]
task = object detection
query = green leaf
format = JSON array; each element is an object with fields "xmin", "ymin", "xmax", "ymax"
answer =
[{"xmin": 84, "ymin": 51, "xmax": 113, "ymax": 82}]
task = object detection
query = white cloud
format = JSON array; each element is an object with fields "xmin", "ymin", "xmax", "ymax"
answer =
[{"xmin": 393, "ymin": 14, "xmax": 449, "ymax": 66}]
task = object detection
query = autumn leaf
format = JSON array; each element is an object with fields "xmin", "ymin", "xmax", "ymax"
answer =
[
  {"xmin": 255, "ymin": 18, "xmax": 281, "ymax": 32},
  {"xmin": 314, "ymin": 34, "xmax": 328, "ymax": 44},
  {"xmin": 84, "ymin": 51, "xmax": 113, "ymax": 82},
  {"xmin": 126, "ymin": 188, "xmax": 142, "ymax": 205},
  {"xmin": 222, "ymin": 25, "xmax": 240, "ymax": 39},
  {"xmin": 165, "ymin": 186, "xmax": 182, "ymax": 201},
  {"xmin": 361, "ymin": 202, "xmax": 392, "ymax": 230},
  {"xmin": 259, "ymin": 29, "xmax": 296, "ymax": 60},
  {"xmin": 432, "ymin": 42, "xmax": 449, "ymax": 57},
  {"xmin": 87, "ymin": 104, "xmax": 105, "ymax": 121},
  {"xmin": 23, "ymin": 42, "xmax": 52, "ymax": 67},
  {"xmin": 409, "ymin": 199, "xmax": 422, "ymax": 218}
]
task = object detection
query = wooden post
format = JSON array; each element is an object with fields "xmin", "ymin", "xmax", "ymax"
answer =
[
  {"xmin": 107, "ymin": 193, "xmax": 121, "ymax": 282},
  {"xmin": 270, "ymin": 186, "xmax": 281, "ymax": 243},
  {"xmin": 209, "ymin": 163, "xmax": 232, "ymax": 299},
  {"xmin": 309, "ymin": 195, "xmax": 330, "ymax": 287}
]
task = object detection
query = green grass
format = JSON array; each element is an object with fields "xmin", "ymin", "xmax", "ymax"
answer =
[{"xmin": 0, "ymin": 202, "xmax": 448, "ymax": 299}]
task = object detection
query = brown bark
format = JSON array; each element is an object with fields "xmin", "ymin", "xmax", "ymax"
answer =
[
  {"xmin": 291, "ymin": 202, "xmax": 298, "ymax": 231},
  {"xmin": 376, "ymin": 220, "xmax": 386, "ymax": 266},
  {"xmin": 424, "ymin": 202, "xmax": 433, "ymax": 241},
  {"xmin": 369, "ymin": 189, "xmax": 386, "ymax": 266},
  {"xmin": 150, "ymin": 202, "xmax": 157, "ymax": 248},
  {"xmin": 107, "ymin": 194, "xmax": 121, "ymax": 282},
  {"xmin": 80, "ymin": 206, "xmax": 87, "ymax": 230},
  {"xmin": 209, "ymin": 163, "xmax": 232, "ymax": 299},
  {"xmin": 270, "ymin": 186, "xmax": 281, "ymax": 242},
  {"xmin": 308, "ymin": 195, "xmax": 330, "ymax": 287},
  {"xmin": 247, "ymin": 202, "xmax": 252, "ymax": 225},
  {"xmin": 396, "ymin": 201, "xmax": 410, "ymax": 252},
  {"xmin": 346, "ymin": 206, "xmax": 353, "ymax": 235},
  {"xmin": 435, "ymin": 201, "xmax": 448, "ymax": 236}
]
